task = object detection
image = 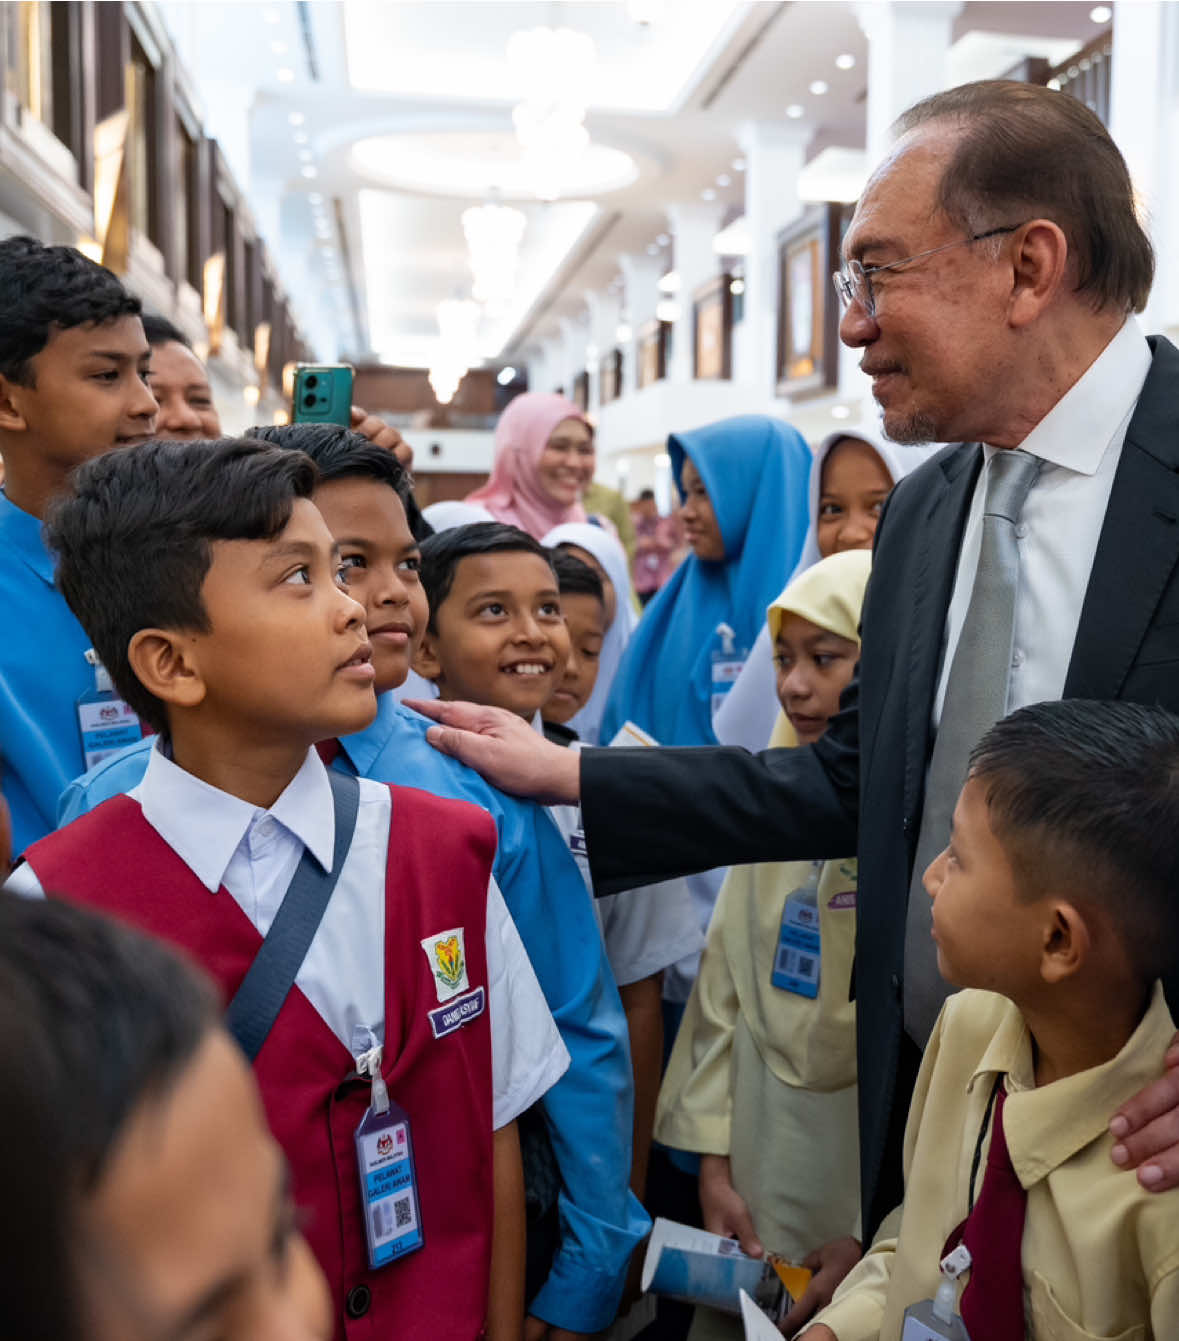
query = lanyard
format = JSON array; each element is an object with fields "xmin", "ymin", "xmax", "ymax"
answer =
[{"xmin": 943, "ymin": 1073, "xmax": 1004, "ymax": 1259}]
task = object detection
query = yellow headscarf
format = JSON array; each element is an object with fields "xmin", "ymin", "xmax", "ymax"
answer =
[{"xmin": 765, "ymin": 549, "xmax": 873, "ymax": 749}]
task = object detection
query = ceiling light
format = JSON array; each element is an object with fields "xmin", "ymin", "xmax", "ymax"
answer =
[
  {"xmin": 288, "ymin": 111, "xmax": 305, "ymax": 127},
  {"xmin": 277, "ymin": 67, "xmax": 295, "ymax": 83},
  {"xmin": 830, "ymin": 404, "xmax": 851, "ymax": 420},
  {"xmin": 308, "ymin": 192, "xmax": 323, "ymax": 205},
  {"xmin": 655, "ymin": 298, "xmax": 680, "ymax": 323},
  {"xmin": 615, "ymin": 322, "xmax": 633, "ymax": 344},
  {"xmin": 271, "ymin": 40, "xmax": 288, "ymax": 55},
  {"xmin": 732, "ymin": 156, "xmax": 746, "ymax": 172},
  {"xmin": 729, "ymin": 278, "xmax": 745, "ymax": 296},
  {"xmin": 700, "ymin": 187, "xmax": 717, "ymax": 201},
  {"xmin": 293, "ymin": 131, "xmax": 309, "ymax": 145},
  {"xmin": 809, "ymin": 80, "xmax": 829, "ymax": 96},
  {"xmin": 654, "ymin": 452, "xmax": 671, "ymax": 468},
  {"xmin": 786, "ymin": 103, "xmax": 805, "ymax": 118},
  {"xmin": 497, "ymin": 366, "xmax": 517, "ymax": 385},
  {"xmin": 656, "ymin": 232, "xmax": 670, "ymax": 246},
  {"xmin": 835, "ymin": 52, "xmax": 856, "ymax": 70},
  {"xmin": 243, "ymin": 384, "xmax": 261, "ymax": 406},
  {"xmin": 657, "ymin": 270, "xmax": 681, "ymax": 293},
  {"xmin": 716, "ymin": 173, "xmax": 731, "ymax": 187},
  {"xmin": 508, "ymin": 26, "xmax": 597, "ymax": 198},
  {"xmin": 1089, "ymin": 5, "xmax": 1112, "ymax": 21},
  {"xmin": 300, "ymin": 165, "xmax": 317, "ymax": 179}
]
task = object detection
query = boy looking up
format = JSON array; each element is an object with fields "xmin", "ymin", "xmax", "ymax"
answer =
[
  {"xmin": 8, "ymin": 437, "xmax": 565, "ymax": 1341},
  {"xmin": 803, "ymin": 700, "xmax": 1179, "ymax": 1341},
  {"xmin": 56, "ymin": 429, "xmax": 650, "ymax": 1338},
  {"xmin": 544, "ymin": 551, "xmax": 702, "ymax": 1204},
  {"xmin": 0, "ymin": 236, "xmax": 156, "ymax": 854}
]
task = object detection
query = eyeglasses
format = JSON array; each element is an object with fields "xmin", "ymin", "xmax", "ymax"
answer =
[{"xmin": 831, "ymin": 225, "xmax": 1024, "ymax": 319}]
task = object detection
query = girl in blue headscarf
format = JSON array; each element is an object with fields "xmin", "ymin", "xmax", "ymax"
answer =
[{"xmin": 601, "ymin": 415, "xmax": 812, "ymax": 749}]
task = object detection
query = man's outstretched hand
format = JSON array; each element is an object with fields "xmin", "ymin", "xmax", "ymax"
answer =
[
  {"xmin": 1110, "ymin": 1031, "xmax": 1179, "ymax": 1191},
  {"xmin": 404, "ymin": 700, "xmax": 582, "ymax": 805}
]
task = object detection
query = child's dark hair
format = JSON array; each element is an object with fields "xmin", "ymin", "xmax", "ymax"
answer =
[
  {"xmin": 0, "ymin": 235, "xmax": 142, "ymax": 385},
  {"xmin": 46, "ymin": 437, "xmax": 317, "ymax": 733},
  {"xmin": 247, "ymin": 421, "xmax": 432, "ymax": 542},
  {"xmin": 0, "ymin": 897, "xmax": 216, "ymax": 1338},
  {"xmin": 419, "ymin": 521, "xmax": 554, "ymax": 631},
  {"xmin": 551, "ymin": 549, "xmax": 604, "ymax": 606},
  {"xmin": 141, "ymin": 312, "xmax": 192, "ymax": 349},
  {"xmin": 969, "ymin": 699, "xmax": 1179, "ymax": 980}
]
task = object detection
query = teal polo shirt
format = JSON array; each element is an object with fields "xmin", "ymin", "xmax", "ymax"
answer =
[{"xmin": 0, "ymin": 489, "xmax": 94, "ymax": 856}]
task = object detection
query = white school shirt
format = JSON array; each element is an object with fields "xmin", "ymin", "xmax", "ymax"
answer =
[
  {"xmin": 8, "ymin": 744, "xmax": 568, "ymax": 1129},
  {"xmin": 934, "ymin": 317, "xmax": 1153, "ymax": 724}
]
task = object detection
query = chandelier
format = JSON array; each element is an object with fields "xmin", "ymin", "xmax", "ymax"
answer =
[
  {"xmin": 507, "ymin": 25, "xmax": 596, "ymax": 199},
  {"xmin": 430, "ymin": 298, "xmax": 481, "ymax": 406},
  {"xmin": 461, "ymin": 201, "xmax": 527, "ymax": 311}
]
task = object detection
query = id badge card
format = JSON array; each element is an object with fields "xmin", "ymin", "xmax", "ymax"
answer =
[
  {"xmin": 710, "ymin": 651, "xmax": 746, "ymax": 717},
  {"xmin": 771, "ymin": 891, "xmax": 821, "ymax": 998},
  {"xmin": 355, "ymin": 1099, "xmax": 424, "ymax": 1268},
  {"xmin": 76, "ymin": 687, "xmax": 143, "ymax": 771}
]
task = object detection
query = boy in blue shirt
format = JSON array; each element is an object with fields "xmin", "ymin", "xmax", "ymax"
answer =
[
  {"xmin": 59, "ymin": 425, "xmax": 649, "ymax": 1337},
  {"xmin": 0, "ymin": 236, "xmax": 157, "ymax": 855}
]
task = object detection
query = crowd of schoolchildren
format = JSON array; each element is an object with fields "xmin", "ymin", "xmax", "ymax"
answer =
[{"xmin": 2, "ymin": 227, "xmax": 1179, "ymax": 1341}]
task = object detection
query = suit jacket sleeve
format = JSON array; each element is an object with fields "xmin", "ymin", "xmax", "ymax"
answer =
[{"xmin": 581, "ymin": 674, "xmax": 861, "ymax": 897}]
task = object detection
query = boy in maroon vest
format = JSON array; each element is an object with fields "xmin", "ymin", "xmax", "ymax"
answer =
[{"xmin": 8, "ymin": 437, "xmax": 568, "ymax": 1341}]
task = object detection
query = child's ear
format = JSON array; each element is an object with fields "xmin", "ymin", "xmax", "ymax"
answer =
[
  {"xmin": 1039, "ymin": 901, "xmax": 1090, "ymax": 985},
  {"xmin": 127, "ymin": 629, "xmax": 207, "ymax": 712},
  {"xmin": 411, "ymin": 630, "xmax": 443, "ymax": 684},
  {"xmin": 0, "ymin": 375, "xmax": 30, "ymax": 433}
]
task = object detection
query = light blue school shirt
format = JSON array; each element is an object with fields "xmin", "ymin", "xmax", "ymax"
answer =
[
  {"xmin": 57, "ymin": 693, "xmax": 651, "ymax": 1333},
  {"xmin": 0, "ymin": 490, "xmax": 95, "ymax": 856}
]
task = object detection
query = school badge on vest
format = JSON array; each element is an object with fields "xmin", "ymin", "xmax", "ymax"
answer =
[{"xmin": 420, "ymin": 927, "xmax": 470, "ymax": 1002}]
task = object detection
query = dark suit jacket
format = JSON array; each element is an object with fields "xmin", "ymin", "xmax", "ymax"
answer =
[{"xmin": 582, "ymin": 335, "xmax": 1179, "ymax": 1238}]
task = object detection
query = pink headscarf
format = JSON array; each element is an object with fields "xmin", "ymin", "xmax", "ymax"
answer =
[{"xmin": 466, "ymin": 392, "xmax": 592, "ymax": 538}]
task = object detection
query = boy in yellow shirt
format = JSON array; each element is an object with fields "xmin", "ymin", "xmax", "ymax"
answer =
[{"xmin": 803, "ymin": 699, "xmax": 1179, "ymax": 1341}]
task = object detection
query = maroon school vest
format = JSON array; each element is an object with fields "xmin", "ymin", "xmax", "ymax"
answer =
[{"xmin": 27, "ymin": 784, "xmax": 498, "ymax": 1341}]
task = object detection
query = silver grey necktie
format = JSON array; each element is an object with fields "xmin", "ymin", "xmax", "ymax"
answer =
[{"xmin": 903, "ymin": 448, "xmax": 1042, "ymax": 1043}]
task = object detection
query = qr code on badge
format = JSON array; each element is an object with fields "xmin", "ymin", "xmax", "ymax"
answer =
[
  {"xmin": 394, "ymin": 1196, "xmax": 413, "ymax": 1229},
  {"xmin": 372, "ymin": 1193, "xmax": 417, "ymax": 1243}
]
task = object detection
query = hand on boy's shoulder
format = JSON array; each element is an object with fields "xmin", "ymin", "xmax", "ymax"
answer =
[
  {"xmin": 405, "ymin": 700, "xmax": 581, "ymax": 806},
  {"xmin": 350, "ymin": 405, "xmax": 413, "ymax": 467},
  {"xmin": 1110, "ymin": 1030, "xmax": 1179, "ymax": 1191}
]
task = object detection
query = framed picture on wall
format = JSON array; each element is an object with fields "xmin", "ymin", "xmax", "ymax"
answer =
[
  {"xmin": 599, "ymin": 348, "xmax": 623, "ymax": 404},
  {"xmin": 775, "ymin": 203, "xmax": 847, "ymax": 399},
  {"xmin": 637, "ymin": 319, "xmax": 669, "ymax": 389},
  {"xmin": 693, "ymin": 273, "xmax": 732, "ymax": 380}
]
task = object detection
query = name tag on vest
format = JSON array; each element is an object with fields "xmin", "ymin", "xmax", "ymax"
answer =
[{"xmin": 427, "ymin": 986, "xmax": 486, "ymax": 1039}]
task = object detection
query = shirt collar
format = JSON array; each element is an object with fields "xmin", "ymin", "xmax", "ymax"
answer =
[
  {"xmin": 0, "ymin": 489, "xmax": 56, "ymax": 585},
  {"xmin": 968, "ymin": 982, "xmax": 1174, "ymax": 1187},
  {"xmin": 337, "ymin": 691, "xmax": 402, "ymax": 776},
  {"xmin": 138, "ymin": 742, "xmax": 336, "ymax": 892},
  {"xmin": 983, "ymin": 316, "xmax": 1152, "ymax": 476}
]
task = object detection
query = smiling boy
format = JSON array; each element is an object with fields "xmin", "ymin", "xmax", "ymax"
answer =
[
  {"xmin": 7, "ymin": 437, "xmax": 565, "ymax": 1341},
  {"xmin": 0, "ymin": 236, "xmax": 157, "ymax": 855},
  {"xmin": 57, "ymin": 432, "xmax": 650, "ymax": 1337}
]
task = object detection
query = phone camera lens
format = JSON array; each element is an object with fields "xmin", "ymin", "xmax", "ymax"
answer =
[
  {"xmin": 303, "ymin": 393, "xmax": 317, "ymax": 409},
  {"xmin": 305, "ymin": 374, "xmax": 318, "ymax": 389}
]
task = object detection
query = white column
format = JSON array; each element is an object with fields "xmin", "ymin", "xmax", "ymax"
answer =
[
  {"xmin": 559, "ymin": 315, "xmax": 589, "ymax": 397},
  {"xmin": 855, "ymin": 1, "xmax": 963, "ymax": 165},
  {"xmin": 619, "ymin": 252, "xmax": 664, "ymax": 395},
  {"xmin": 1110, "ymin": 0, "xmax": 1179, "ymax": 337},
  {"xmin": 584, "ymin": 290, "xmax": 621, "ymax": 411},
  {"xmin": 665, "ymin": 202, "xmax": 726, "ymax": 383},
  {"xmin": 737, "ymin": 121, "xmax": 808, "ymax": 399}
]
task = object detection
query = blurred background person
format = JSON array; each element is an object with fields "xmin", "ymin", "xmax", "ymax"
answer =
[{"xmin": 631, "ymin": 486, "xmax": 685, "ymax": 608}]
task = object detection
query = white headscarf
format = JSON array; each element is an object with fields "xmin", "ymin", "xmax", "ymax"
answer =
[
  {"xmin": 421, "ymin": 500, "xmax": 495, "ymax": 532},
  {"xmin": 542, "ymin": 521, "xmax": 640, "ymax": 744},
  {"xmin": 713, "ymin": 420, "xmax": 936, "ymax": 752}
]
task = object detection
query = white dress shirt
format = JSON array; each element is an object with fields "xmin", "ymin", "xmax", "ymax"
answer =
[
  {"xmin": 9, "ymin": 745, "xmax": 568, "ymax": 1129},
  {"xmin": 934, "ymin": 317, "xmax": 1153, "ymax": 725}
]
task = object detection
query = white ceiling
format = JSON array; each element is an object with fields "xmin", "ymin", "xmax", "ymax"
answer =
[{"xmin": 159, "ymin": 0, "xmax": 1111, "ymax": 370}]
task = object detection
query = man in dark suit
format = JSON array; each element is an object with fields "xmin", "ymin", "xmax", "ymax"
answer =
[{"xmin": 412, "ymin": 78, "xmax": 1179, "ymax": 1312}]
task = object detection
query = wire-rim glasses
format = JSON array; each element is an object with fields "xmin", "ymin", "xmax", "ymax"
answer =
[{"xmin": 831, "ymin": 225, "xmax": 1024, "ymax": 319}]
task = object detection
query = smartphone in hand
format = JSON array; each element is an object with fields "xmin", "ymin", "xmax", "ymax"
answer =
[{"xmin": 292, "ymin": 364, "xmax": 354, "ymax": 425}]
